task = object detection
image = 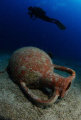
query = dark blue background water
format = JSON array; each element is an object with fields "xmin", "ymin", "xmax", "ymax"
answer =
[{"xmin": 0, "ymin": 0, "xmax": 81, "ymax": 61}]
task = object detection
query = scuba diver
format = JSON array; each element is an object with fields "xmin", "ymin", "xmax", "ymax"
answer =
[{"xmin": 28, "ymin": 6, "xmax": 66, "ymax": 30}]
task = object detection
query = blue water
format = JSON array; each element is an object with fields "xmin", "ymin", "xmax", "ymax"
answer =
[{"xmin": 0, "ymin": 0, "xmax": 81, "ymax": 61}]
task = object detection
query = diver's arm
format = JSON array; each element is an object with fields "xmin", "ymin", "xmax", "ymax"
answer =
[
  {"xmin": 28, "ymin": 12, "xmax": 33, "ymax": 19},
  {"xmin": 30, "ymin": 13, "xmax": 33, "ymax": 18},
  {"xmin": 33, "ymin": 15, "xmax": 36, "ymax": 20}
]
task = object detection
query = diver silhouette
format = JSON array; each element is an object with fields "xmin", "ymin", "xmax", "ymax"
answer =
[{"xmin": 28, "ymin": 6, "xmax": 66, "ymax": 30}]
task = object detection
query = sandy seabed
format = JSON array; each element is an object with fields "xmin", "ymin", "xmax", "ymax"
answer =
[{"xmin": 0, "ymin": 51, "xmax": 81, "ymax": 120}]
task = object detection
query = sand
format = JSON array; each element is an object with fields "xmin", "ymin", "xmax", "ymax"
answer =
[{"xmin": 0, "ymin": 51, "xmax": 81, "ymax": 120}]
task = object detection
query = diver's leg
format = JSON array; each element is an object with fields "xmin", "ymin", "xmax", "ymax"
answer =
[
  {"xmin": 50, "ymin": 18, "xmax": 59, "ymax": 23},
  {"xmin": 50, "ymin": 18, "xmax": 57, "ymax": 21},
  {"xmin": 52, "ymin": 20, "xmax": 66, "ymax": 30}
]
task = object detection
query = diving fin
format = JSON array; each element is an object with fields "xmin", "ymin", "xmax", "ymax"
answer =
[{"xmin": 55, "ymin": 20, "xmax": 66, "ymax": 30}]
